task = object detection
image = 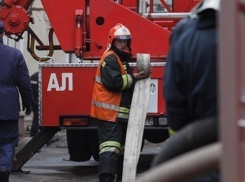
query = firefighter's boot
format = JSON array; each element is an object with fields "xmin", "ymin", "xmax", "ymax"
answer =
[
  {"xmin": 0, "ymin": 169, "xmax": 9, "ymax": 182},
  {"xmin": 115, "ymin": 155, "xmax": 124, "ymax": 182},
  {"xmin": 99, "ymin": 173, "xmax": 115, "ymax": 182}
]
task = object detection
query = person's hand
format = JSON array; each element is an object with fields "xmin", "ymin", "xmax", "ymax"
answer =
[
  {"xmin": 134, "ymin": 67, "xmax": 153, "ymax": 80},
  {"xmin": 133, "ymin": 71, "xmax": 148, "ymax": 80},
  {"xmin": 23, "ymin": 105, "xmax": 32, "ymax": 115}
]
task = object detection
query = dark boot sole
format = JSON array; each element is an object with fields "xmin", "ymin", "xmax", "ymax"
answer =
[{"xmin": 0, "ymin": 170, "xmax": 9, "ymax": 182}]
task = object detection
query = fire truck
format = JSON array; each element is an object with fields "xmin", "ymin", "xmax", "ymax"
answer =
[{"xmin": 0, "ymin": 0, "xmax": 200, "ymax": 170}]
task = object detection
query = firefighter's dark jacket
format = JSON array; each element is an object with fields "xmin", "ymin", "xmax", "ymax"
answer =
[
  {"xmin": 91, "ymin": 45, "xmax": 137, "ymax": 122},
  {"xmin": 0, "ymin": 37, "xmax": 33, "ymax": 120},
  {"xmin": 164, "ymin": 10, "xmax": 218, "ymax": 132}
]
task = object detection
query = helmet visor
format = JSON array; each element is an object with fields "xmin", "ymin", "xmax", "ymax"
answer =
[{"xmin": 114, "ymin": 35, "xmax": 132, "ymax": 40}]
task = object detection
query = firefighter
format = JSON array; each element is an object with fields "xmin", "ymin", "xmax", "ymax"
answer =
[
  {"xmin": 164, "ymin": 0, "xmax": 219, "ymax": 138},
  {"xmin": 91, "ymin": 23, "xmax": 149, "ymax": 182},
  {"xmin": 156, "ymin": 0, "xmax": 220, "ymax": 181},
  {"xmin": 0, "ymin": 21, "xmax": 32, "ymax": 182}
]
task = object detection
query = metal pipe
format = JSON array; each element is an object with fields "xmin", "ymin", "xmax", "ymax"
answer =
[
  {"xmin": 142, "ymin": 0, "xmax": 146, "ymax": 18},
  {"xmin": 145, "ymin": 12, "xmax": 191, "ymax": 19},
  {"xmin": 136, "ymin": 142, "xmax": 221, "ymax": 182}
]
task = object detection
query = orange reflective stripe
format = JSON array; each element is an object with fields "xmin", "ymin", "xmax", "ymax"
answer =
[
  {"xmin": 92, "ymin": 100, "xmax": 120, "ymax": 112},
  {"xmin": 91, "ymin": 104, "xmax": 118, "ymax": 122}
]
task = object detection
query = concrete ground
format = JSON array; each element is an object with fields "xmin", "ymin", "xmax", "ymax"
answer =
[
  {"xmin": 9, "ymin": 118, "xmax": 164, "ymax": 182},
  {"xmin": 10, "ymin": 140, "xmax": 162, "ymax": 182},
  {"xmin": 11, "ymin": 145, "xmax": 99, "ymax": 182}
]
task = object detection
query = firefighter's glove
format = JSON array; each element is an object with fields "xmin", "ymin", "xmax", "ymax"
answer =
[{"xmin": 23, "ymin": 105, "xmax": 32, "ymax": 115}]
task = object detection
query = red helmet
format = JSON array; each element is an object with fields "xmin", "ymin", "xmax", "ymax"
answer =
[{"xmin": 106, "ymin": 23, "xmax": 132, "ymax": 51}]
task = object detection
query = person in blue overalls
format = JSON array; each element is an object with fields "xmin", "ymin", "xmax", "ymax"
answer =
[{"xmin": 0, "ymin": 21, "xmax": 32, "ymax": 182}]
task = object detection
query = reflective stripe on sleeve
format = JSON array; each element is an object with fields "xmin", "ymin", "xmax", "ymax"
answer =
[
  {"xmin": 121, "ymin": 74, "xmax": 128, "ymax": 90},
  {"xmin": 92, "ymin": 100, "xmax": 120, "ymax": 111},
  {"xmin": 126, "ymin": 74, "xmax": 133, "ymax": 89}
]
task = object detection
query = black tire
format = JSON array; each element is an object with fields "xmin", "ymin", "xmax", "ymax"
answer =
[
  {"xmin": 66, "ymin": 130, "xmax": 91, "ymax": 161},
  {"xmin": 88, "ymin": 130, "xmax": 100, "ymax": 161},
  {"xmin": 144, "ymin": 130, "xmax": 169, "ymax": 143}
]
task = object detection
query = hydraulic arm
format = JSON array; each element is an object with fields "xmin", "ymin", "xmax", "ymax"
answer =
[{"xmin": 0, "ymin": 0, "xmax": 200, "ymax": 60}]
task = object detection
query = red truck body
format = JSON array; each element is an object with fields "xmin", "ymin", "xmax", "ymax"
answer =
[
  {"xmin": 37, "ymin": 0, "xmax": 198, "ymax": 130},
  {"xmin": 41, "ymin": 64, "xmax": 96, "ymax": 127},
  {"xmin": 0, "ymin": 0, "xmax": 201, "ymax": 168},
  {"xmin": 40, "ymin": 63, "xmax": 166, "ymax": 127}
]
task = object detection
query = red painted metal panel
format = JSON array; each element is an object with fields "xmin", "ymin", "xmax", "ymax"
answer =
[
  {"xmin": 39, "ymin": 0, "xmax": 201, "ymax": 60},
  {"xmin": 157, "ymin": 66, "xmax": 166, "ymax": 115},
  {"xmin": 41, "ymin": 66, "xmax": 96, "ymax": 126},
  {"xmin": 40, "ymin": 64, "xmax": 166, "ymax": 126},
  {"xmin": 173, "ymin": 0, "xmax": 200, "ymax": 12},
  {"xmin": 41, "ymin": 0, "xmax": 86, "ymax": 52},
  {"xmin": 14, "ymin": 0, "xmax": 34, "ymax": 9},
  {"xmin": 89, "ymin": 0, "xmax": 170, "ymax": 60},
  {"xmin": 122, "ymin": 0, "xmax": 138, "ymax": 7},
  {"xmin": 41, "ymin": 0, "xmax": 170, "ymax": 60}
]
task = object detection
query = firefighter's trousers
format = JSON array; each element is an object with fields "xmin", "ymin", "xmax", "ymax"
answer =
[{"xmin": 97, "ymin": 119, "xmax": 127, "ymax": 180}]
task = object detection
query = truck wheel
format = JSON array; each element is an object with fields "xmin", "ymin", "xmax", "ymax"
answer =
[
  {"xmin": 144, "ymin": 130, "xmax": 169, "ymax": 143},
  {"xmin": 66, "ymin": 130, "xmax": 91, "ymax": 161},
  {"xmin": 88, "ymin": 130, "xmax": 99, "ymax": 161}
]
